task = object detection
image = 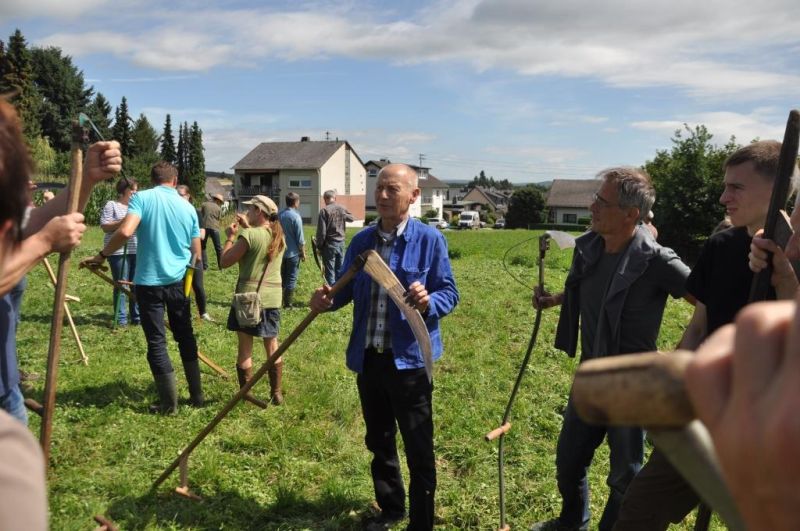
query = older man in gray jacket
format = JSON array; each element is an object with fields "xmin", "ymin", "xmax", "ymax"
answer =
[{"xmin": 530, "ymin": 167, "xmax": 690, "ymax": 531}]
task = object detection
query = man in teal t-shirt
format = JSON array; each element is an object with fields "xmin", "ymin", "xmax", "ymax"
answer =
[{"xmin": 85, "ymin": 161, "xmax": 203, "ymax": 414}]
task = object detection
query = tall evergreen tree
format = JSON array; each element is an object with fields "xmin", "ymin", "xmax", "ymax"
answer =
[
  {"xmin": 160, "ymin": 114, "xmax": 176, "ymax": 164},
  {"xmin": 30, "ymin": 46, "xmax": 93, "ymax": 151},
  {"xmin": 176, "ymin": 121, "xmax": 187, "ymax": 182},
  {"xmin": 86, "ymin": 92, "xmax": 112, "ymax": 141},
  {"xmin": 130, "ymin": 113, "xmax": 159, "ymax": 159},
  {"xmin": 112, "ymin": 96, "xmax": 133, "ymax": 158},
  {"xmin": 187, "ymin": 121, "xmax": 206, "ymax": 200},
  {"xmin": 1, "ymin": 30, "xmax": 41, "ymax": 141}
]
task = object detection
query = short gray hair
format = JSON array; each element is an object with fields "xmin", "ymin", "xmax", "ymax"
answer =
[
  {"xmin": 597, "ymin": 167, "xmax": 655, "ymax": 223},
  {"xmin": 323, "ymin": 190, "xmax": 336, "ymax": 201}
]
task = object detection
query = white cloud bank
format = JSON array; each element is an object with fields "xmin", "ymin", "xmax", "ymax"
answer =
[{"xmin": 26, "ymin": 0, "xmax": 800, "ymax": 101}]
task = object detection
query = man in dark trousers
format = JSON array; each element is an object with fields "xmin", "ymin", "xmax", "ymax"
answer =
[
  {"xmin": 279, "ymin": 191, "xmax": 305, "ymax": 307},
  {"xmin": 84, "ymin": 161, "xmax": 204, "ymax": 414},
  {"xmin": 310, "ymin": 164, "xmax": 459, "ymax": 531},
  {"xmin": 614, "ymin": 140, "xmax": 793, "ymax": 530},
  {"xmin": 530, "ymin": 167, "xmax": 690, "ymax": 531},
  {"xmin": 200, "ymin": 192, "xmax": 224, "ymax": 270},
  {"xmin": 316, "ymin": 189, "xmax": 354, "ymax": 286}
]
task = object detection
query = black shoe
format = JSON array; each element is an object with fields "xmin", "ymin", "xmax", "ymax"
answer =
[
  {"xmin": 363, "ymin": 511, "xmax": 405, "ymax": 530},
  {"xmin": 530, "ymin": 519, "xmax": 587, "ymax": 531}
]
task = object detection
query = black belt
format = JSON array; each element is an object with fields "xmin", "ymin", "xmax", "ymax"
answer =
[{"xmin": 365, "ymin": 346, "xmax": 393, "ymax": 356}]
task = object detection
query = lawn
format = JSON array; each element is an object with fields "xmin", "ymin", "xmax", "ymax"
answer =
[{"xmin": 16, "ymin": 226, "xmax": 716, "ymax": 530}]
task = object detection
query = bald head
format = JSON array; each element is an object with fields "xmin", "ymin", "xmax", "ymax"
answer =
[{"xmin": 378, "ymin": 163, "xmax": 419, "ymax": 188}]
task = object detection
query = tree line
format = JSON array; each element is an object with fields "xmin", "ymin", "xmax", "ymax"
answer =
[{"xmin": 0, "ymin": 29, "xmax": 206, "ymax": 201}]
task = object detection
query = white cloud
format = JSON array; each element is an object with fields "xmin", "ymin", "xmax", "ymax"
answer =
[
  {"xmin": 34, "ymin": 0, "xmax": 800, "ymax": 98},
  {"xmin": 0, "ymin": 0, "xmax": 109, "ymax": 19},
  {"xmin": 631, "ymin": 109, "xmax": 787, "ymax": 143}
]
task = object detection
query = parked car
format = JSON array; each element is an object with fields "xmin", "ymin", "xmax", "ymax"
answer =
[
  {"xmin": 427, "ymin": 218, "xmax": 449, "ymax": 230},
  {"xmin": 493, "ymin": 218, "xmax": 506, "ymax": 229}
]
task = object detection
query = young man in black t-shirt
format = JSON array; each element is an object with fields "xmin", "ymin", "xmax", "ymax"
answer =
[{"xmin": 614, "ymin": 140, "xmax": 787, "ymax": 530}]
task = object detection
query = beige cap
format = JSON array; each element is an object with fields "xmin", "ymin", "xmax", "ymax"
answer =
[
  {"xmin": 243, "ymin": 195, "xmax": 278, "ymax": 215},
  {"xmin": 212, "ymin": 193, "xmax": 224, "ymax": 202}
]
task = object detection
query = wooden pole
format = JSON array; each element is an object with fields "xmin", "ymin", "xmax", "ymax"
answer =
[
  {"xmin": 40, "ymin": 121, "xmax": 85, "ymax": 464},
  {"xmin": 42, "ymin": 257, "xmax": 88, "ymax": 365}
]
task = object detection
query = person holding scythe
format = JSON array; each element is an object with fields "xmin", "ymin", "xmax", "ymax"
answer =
[
  {"xmin": 530, "ymin": 167, "xmax": 690, "ymax": 531},
  {"xmin": 221, "ymin": 195, "xmax": 286, "ymax": 406},
  {"xmin": 82, "ymin": 161, "xmax": 204, "ymax": 414},
  {"xmin": 310, "ymin": 163, "xmax": 459, "ymax": 531}
]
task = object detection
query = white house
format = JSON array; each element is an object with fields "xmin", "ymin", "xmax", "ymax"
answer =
[{"xmin": 232, "ymin": 137, "xmax": 367, "ymax": 225}]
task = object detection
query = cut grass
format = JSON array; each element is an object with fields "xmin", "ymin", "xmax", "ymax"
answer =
[{"xmin": 16, "ymin": 227, "xmax": 720, "ymax": 529}]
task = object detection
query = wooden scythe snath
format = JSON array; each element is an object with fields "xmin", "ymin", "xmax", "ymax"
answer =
[
  {"xmin": 150, "ymin": 252, "xmax": 369, "ymax": 497},
  {"xmin": 39, "ymin": 121, "xmax": 87, "ymax": 464}
]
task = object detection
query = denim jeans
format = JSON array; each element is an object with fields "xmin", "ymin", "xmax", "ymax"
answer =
[
  {"xmin": 321, "ymin": 241, "xmax": 344, "ymax": 286},
  {"xmin": 135, "ymin": 282, "xmax": 198, "ymax": 376},
  {"xmin": 281, "ymin": 254, "xmax": 301, "ymax": 291},
  {"xmin": 356, "ymin": 349, "xmax": 435, "ymax": 530},
  {"xmin": 555, "ymin": 397, "xmax": 644, "ymax": 531},
  {"xmin": 108, "ymin": 254, "xmax": 139, "ymax": 325},
  {"xmin": 8, "ymin": 276, "xmax": 26, "ymax": 325},
  {"xmin": 0, "ymin": 385, "xmax": 28, "ymax": 425},
  {"xmin": 202, "ymin": 228, "xmax": 222, "ymax": 270}
]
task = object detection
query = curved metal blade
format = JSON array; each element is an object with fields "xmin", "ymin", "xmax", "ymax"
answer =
[{"xmin": 361, "ymin": 250, "xmax": 434, "ymax": 382}]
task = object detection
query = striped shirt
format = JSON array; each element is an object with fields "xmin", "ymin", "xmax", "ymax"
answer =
[{"xmin": 99, "ymin": 200, "xmax": 137, "ymax": 255}]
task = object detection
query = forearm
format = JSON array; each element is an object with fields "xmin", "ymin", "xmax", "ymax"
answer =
[
  {"xmin": 0, "ymin": 233, "xmax": 53, "ymax": 296},
  {"xmin": 191, "ymin": 238, "xmax": 202, "ymax": 266}
]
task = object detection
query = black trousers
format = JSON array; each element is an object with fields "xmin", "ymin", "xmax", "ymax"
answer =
[
  {"xmin": 135, "ymin": 282, "xmax": 198, "ymax": 376},
  {"xmin": 356, "ymin": 349, "xmax": 435, "ymax": 531},
  {"xmin": 191, "ymin": 264, "xmax": 207, "ymax": 315},
  {"xmin": 202, "ymin": 228, "xmax": 222, "ymax": 269}
]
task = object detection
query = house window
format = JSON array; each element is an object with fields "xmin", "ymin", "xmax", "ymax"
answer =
[
  {"xmin": 562, "ymin": 213, "xmax": 577, "ymax": 224},
  {"xmin": 368, "ymin": 169, "xmax": 378, "ymax": 178},
  {"xmin": 289, "ymin": 179, "xmax": 312, "ymax": 189}
]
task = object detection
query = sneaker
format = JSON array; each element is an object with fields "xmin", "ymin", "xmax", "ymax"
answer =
[
  {"xmin": 362, "ymin": 511, "xmax": 405, "ymax": 530},
  {"xmin": 530, "ymin": 519, "xmax": 587, "ymax": 531},
  {"xmin": 200, "ymin": 313, "xmax": 214, "ymax": 322}
]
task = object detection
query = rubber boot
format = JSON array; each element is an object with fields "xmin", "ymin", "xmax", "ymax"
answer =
[
  {"xmin": 237, "ymin": 365, "xmax": 268, "ymax": 409},
  {"xmin": 149, "ymin": 372, "xmax": 178, "ymax": 414},
  {"xmin": 283, "ymin": 289, "xmax": 294, "ymax": 308},
  {"xmin": 183, "ymin": 359, "xmax": 204, "ymax": 407},
  {"xmin": 269, "ymin": 361, "xmax": 284, "ymax": 405}
]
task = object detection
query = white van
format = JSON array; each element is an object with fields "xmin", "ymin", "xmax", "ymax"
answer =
[{"xmin": 458, "ymin": 211, "xmax": 481, "ymax": 229}]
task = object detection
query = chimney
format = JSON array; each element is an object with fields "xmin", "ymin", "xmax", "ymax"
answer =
[{"xmin": 300, "ymin": 136, "xmax": 310, "ymax": 142}]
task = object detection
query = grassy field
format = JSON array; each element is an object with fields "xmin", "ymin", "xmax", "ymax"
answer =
[{"xmin": 16, "ymin": 226, "xmax": 718, "ymax": 530}]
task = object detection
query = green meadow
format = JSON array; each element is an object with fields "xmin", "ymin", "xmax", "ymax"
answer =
[{"xmin": 17, "ymin": 226, "xmax": 720, "ymax": 529}]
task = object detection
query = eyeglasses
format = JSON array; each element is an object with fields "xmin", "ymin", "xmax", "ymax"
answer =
[{"xmin": 592, "ymin": 192, "xmax": 618, "ymax": 209}]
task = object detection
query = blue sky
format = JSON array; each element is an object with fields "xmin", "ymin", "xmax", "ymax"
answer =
[{"xmin": 2, "ymin": 0, "xmax": 799, "ymax": 182}]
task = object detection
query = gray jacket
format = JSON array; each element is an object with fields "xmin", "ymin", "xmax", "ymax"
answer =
[{"xmin": 555, "ymin": 225, "xmax": 685, "ymax": 359}]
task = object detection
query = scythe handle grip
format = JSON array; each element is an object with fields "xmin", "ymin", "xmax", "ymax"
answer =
[
  {"xmin": 571, "ymin": 351, "xmax": 696, "ymax": 428},
  {"xmin": 485, "ymin": 422, "xmax": 512, "ymax": 441}
]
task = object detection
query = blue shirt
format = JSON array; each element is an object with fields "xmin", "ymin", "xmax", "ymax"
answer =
[
  {"xmin": 279, "ymin": 207, "xmax": 305, "ymax": 259},
  {"xmin": 331, "ymin": 218, "xmax": 459, "ymax": 373},
  {"xmin": 127, "ymin": 185, "xmax": 200, "ymax": 286}
]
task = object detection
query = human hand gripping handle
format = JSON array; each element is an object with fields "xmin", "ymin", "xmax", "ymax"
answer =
[
  {"xmin": 405, "ymin": 281, "xmax": 429, "ymax": 314},
  {"xmin": 749, "ymin": 228, "xmax": 799, "ymax": 299},
  {"xmin": 531, "ymin": 286, "xmax": 561, "ymax": 310},
  {"xmin": 685, "ymin": 297, "xmax": 800, "ymax": 531}
]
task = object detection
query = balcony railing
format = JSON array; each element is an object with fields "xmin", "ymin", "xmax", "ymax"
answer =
[{"xmin": 238, "ymin": 185, "xmax": 279, "ymax": 198}]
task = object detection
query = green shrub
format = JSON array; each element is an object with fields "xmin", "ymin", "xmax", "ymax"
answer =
[
  {"xmin": 364, "ymin": 214, "xmax": 377, "ymax": 225},
  {"xmin": 448, "ymin": 247, "xmax": 462, "ymax": 260},
  {"xmin": 83, "ymin": 182, "xmax": 116, "ymax": 225}
]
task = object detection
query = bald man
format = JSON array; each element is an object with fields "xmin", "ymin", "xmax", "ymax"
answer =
[{"xmin": 311, "ymin": 164, "xmax": 459, "ymax": 530}]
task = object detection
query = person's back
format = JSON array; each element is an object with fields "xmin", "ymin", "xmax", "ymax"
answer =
[
  {"xmin": 280, "ymin": 207, "xmax": 304, "ymax": 258},
  {"xmin": 129, "ymin": 185, "xmax": 198, "ymax": 286},
  {"xmin": 200, "ymin": 200, "xmax": 221, "ymax": 230}
]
